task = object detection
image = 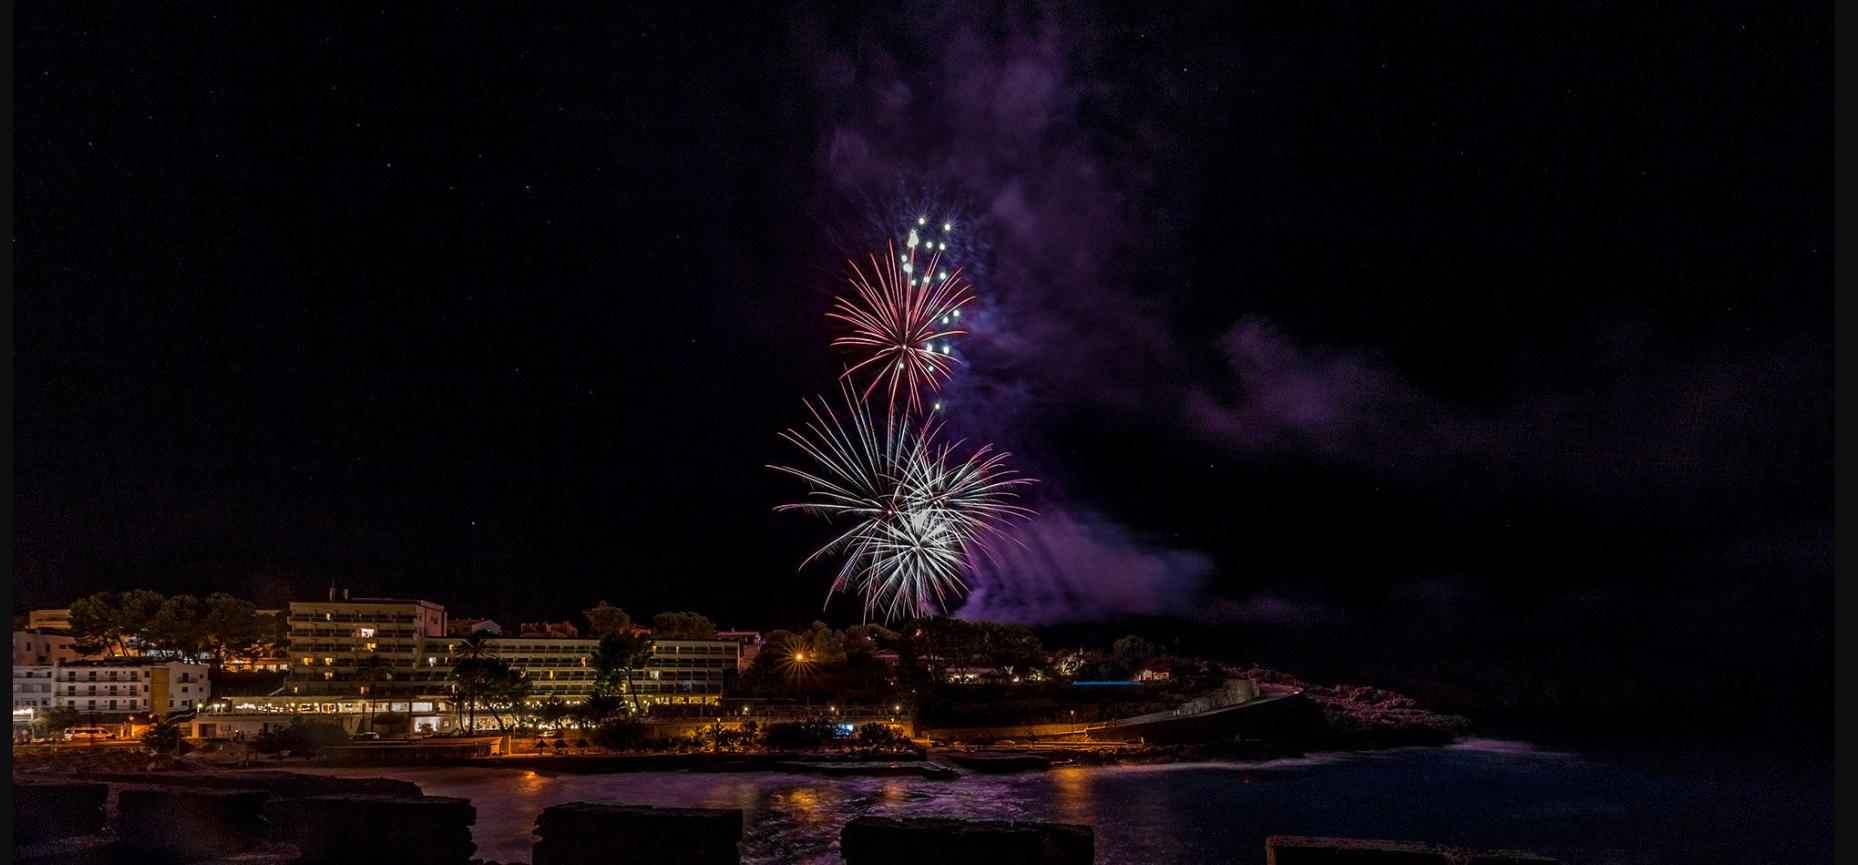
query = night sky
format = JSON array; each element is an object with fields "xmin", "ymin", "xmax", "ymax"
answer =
[{"xmin": 14, "ymin": 3, "xmax": 1830, "ymax": 728}]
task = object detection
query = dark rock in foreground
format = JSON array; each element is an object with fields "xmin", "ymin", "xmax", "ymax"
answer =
[
  {"xmin": 1266, "ymin": 835, "xmax": 1557, "ymax": 864},
  {"xmin": 533, "ymin": 801, "xmax": 743, "ymax": 865},
  {"xmin": 13, "ymin": 779, "xmax": 109, "ymax": 844},
  {"xmin": 841, "ymin": 815, "xmax": 1095, "ymax": 865},
  {"xmin": 268, "ymin": 794, "xmax": 477, "ymax": 865},
  {"xmin": 115, "ymin": 786, "xmax": 270, "ymax": 861}
]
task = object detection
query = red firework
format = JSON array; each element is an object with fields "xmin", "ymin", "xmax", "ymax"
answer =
[{"xmin": 828, "ymin": 240, "xmax": 973, "ymax": 415}]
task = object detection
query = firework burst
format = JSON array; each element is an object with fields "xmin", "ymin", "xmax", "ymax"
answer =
[
  {"xmin": 771, "ymin": 391, "xmax": 1033, "ymax": 622},
  {"xmin": 828, "ymin": 238, "xmax": 973, "ymax": 415}
]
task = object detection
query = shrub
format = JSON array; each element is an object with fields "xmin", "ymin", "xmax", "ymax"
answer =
[
  {"xmin": 760, "ymin": 720, "xmax": 833, "ymax": 750},
  {"xmin": 141, "ymin": 722, "xmax": 188, "ymax": 755},
  {"xmin": 370, "ymin": 711, "xmax": 412, "ymax": 735},
  {"xmin": 251, "ymin": 718, "xmax": 351, "ymax": 756},
  {"xmin": 593, "ymin": 716, "xmax": 646, "ymax": 750},
  {"xmin": 853, "ymin": 723, "xmax": 902, "ymax": 750}
]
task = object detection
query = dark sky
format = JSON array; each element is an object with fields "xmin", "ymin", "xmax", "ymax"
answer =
[{"xmin": 15, "ymin": 3, "xmax": 1830, "ymax": 721}]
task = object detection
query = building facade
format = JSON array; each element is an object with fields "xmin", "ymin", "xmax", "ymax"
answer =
[
  {"xmin": 282, "ymin": 598, "xmax": 450, "ymax": 697},
  {"xmin": 27, "ymin": 609, "xmax": 73, "ymax": 631},
  {"xmin": 14, "ymin": 665, "xmax": 56, "ymax": 712},
  {"xmin": 636, "ymin": 639, "xmax": 737, "ymax": 705},
  {"xmin": 485, "ymin": 636, "xmax": 601, "ymax": 702},
  {"xmin": 716, "ymin": 630, "xmax": 764, "ymax": 673},
  {"xmin": 54, "ymin": 659, "xmax": 211, "ymax": 718},
  {"xmin": 13, "ymin": 630, "xmax": 89, "ymax": 665}
]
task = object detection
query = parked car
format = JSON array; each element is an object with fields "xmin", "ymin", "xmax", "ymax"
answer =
[{"xmin": 65, "ymin": 726, "xmax": 116, "ymax": 742}]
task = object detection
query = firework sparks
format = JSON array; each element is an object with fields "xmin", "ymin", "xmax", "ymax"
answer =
[
  {"xmin": 771, "ymin": 391, "xmax": 1033, "ymax": 622},
  {"xmin": 828, "ymin": 239, "xmax": 973, "ymax": 415}
]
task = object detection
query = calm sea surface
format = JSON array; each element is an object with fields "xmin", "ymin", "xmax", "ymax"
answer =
[{"xmin": 304, "ymin": 739, "xmax": 1831, "ymax": 864}]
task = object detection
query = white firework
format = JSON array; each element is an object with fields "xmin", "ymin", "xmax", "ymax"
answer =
[{"xmin": 772, "ymin": 392, "xmax": 1033, "ymax": 622}]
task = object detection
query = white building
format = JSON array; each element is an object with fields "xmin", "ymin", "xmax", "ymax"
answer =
[
  {"xmin": 14, "ymin": 665, "xmax": 57, "ymax": 712},
  {"xmin": 53, "ymin": 659, "xmax": 211, "ymax": 719}
]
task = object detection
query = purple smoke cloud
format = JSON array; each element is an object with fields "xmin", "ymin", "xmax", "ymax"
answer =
[{"xmin": 794, "ymin": 4, "xmax": 1820, "ymax": 625}]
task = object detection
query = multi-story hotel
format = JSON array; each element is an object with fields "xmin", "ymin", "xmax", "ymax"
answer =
[
  {"xmin": 281, "ymin": 595, "xmax": 451, "ymax": 698},
  {"xmin": 636, "ymin": 639, "xmax": 737, "ymax": 705},
  {"xmin": 484, "ymin": 635, "xmax": 739, "ymax": 707},
  {"xmin": 485, "ymin": 635, "xmax": 601, "ymax": 702}
]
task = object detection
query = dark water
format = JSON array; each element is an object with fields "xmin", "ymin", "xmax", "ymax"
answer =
[{"xmin": 306, "ymin": 739, "xmax": 1831, "ymax": 864}]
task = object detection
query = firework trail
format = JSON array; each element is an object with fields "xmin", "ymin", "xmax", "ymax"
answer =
[
  {"xmin": 828, "ymin": 232, "xmax": 973, "ymax": 415},
  {"xmin": 772, "ymin": 390, "xmax": 1033, "ymax": 622}
]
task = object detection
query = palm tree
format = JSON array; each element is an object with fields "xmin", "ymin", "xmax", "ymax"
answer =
[
  {"xmin": 355, "ymin": 653, "xmax": 395, "ymax": 733},
  {"xmin": 449, "ymin": 634, "xmax": 493, "ymax": 731}
]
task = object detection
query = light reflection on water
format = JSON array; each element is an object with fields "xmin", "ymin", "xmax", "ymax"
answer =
[{"xmin": 301, "ymin": 742, "xmax": 1830, "ymax": 865}]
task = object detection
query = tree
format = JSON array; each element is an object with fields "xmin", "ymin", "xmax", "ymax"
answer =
[
  {"xmin": 536, "ymin": 698, "xmax": 570, "ymax": 731},
  {"xmin": 451, "ymin": 651, "xmax": 508, "ymax": 732},
  {"xmin": 480, "ymin": 667, "xmax": 534, "ymax": 732},
  {"xmin": 649, "ymin": 611, "xmax": 717, "ymax": 640},
  {"xmin": 593, "ymin": 632, "xmax": 652, "ymax": 715},
  {"xmin": 149, "ymin": 594, "xmax": 208, "ymax": 659},
  {"xmin": 201, "ymin": 593, "xmax": 258, "ymax": 666},
  {"xmin": 72, "ymin": 590, "xmax": 169, "ymax": 656},
  {"xmin": 114, "ymin": 590, "xmax": 167, "ymax": 651},
  {"xmin": 583, "ymin": 601, "xmax": 636, "ymax": 637},
  {"xmin": 31, "ymin": 706, "xmax": 80, "ymax": 740},
  {"xmin": 354, "ymin": 653, "xmax": 395, "ymax": 732},
  {"xmin": 249, "ymin": 610, "xmax": 291, "ymax": 660},
  {"xmin": 1112, "ymin": 635, "xmax": 1157, "ymax": 671}
]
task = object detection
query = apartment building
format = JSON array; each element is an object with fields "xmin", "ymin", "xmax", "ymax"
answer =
[
  {"xmin": 13, "ymin": 665, "xmax": 56, "ymax": 712},
  {"xmin": 54, "ymin": 659, "xmax": 211, "ymax": 718}
]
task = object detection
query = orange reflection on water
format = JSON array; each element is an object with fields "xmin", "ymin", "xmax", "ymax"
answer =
[
  {"xmin": 1051, "ymin": 766, "xmax": 1096, "ymax": 825},
  {"xmin": 877, "ymin": 779, "xmax": 908, "ymax": 804},
  {"xmin": 779, "ymin": 785, "xmax": 832, "ymax": 829}
]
